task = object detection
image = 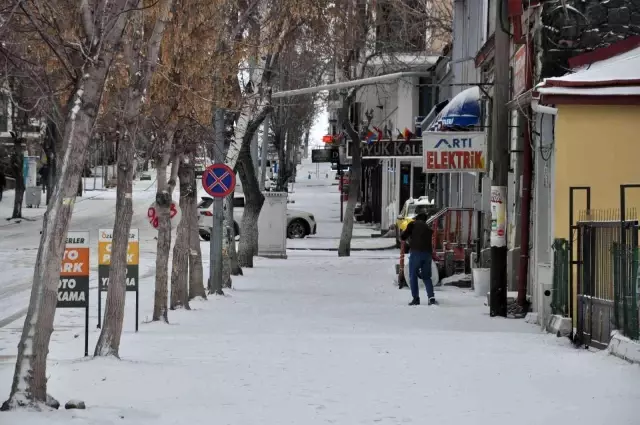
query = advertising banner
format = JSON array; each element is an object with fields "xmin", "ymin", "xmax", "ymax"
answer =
[
  {"xmin": 490, "ymin": 186, "xmax": 507, "ymax": 247},
  {"xmin": 422, "ymin": 131, "xmax": 487, "ymax": 173},
  {"xmin": 58, "ymin": 231, "xmax": 90, "ymax": 307},
  {"xmin": 98, "ymin": 228, "xmax": 140, "ymax": 292}
]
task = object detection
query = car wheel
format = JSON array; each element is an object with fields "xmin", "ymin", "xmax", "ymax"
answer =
[{"xmin": 287, "ymin": 219, "xmax": 308, "ymax": 239}]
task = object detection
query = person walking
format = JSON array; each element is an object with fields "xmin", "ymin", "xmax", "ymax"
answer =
[
  {"xmin": 400, "ymin": 213, "xmax": 438, "ymax": 306},
  {"xmin": 0, "ymin": 169, "xmax": 5, "ymax": 202}
]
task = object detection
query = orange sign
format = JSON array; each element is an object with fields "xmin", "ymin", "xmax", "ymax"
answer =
[{"xmin": 58, "ymin": 231, "xmax": 90, "ymax": 307}]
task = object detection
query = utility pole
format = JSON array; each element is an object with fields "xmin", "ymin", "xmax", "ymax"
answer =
[
  {"xmin": 489, "ymin": 0, "xmax": 510, "ymax": 317},
  {"xmin": 210, "ymin": 109, "xmax": 225, "ymax": 295},
  {"xmin": 259, "ymin": 116, "xmax": 269, "ymax": 191}
]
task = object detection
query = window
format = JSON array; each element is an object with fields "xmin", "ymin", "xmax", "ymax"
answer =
[
  {"xmin": 407, "ymin": 204, "xmax": 438, "ymax": 218},
  {"xmin": 197, "ymin": 198, "xmax": 214, "ymax": 209}
]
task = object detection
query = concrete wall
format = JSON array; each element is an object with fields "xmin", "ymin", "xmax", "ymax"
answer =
[{"xmin": 554, "ymin": 104, "xmax": 640, "ymax": 320}]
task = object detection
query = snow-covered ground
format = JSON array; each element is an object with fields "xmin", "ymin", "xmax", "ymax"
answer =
[{"xmin": 1, "ymin": 161, "xmax": 640, "ymax": 424}]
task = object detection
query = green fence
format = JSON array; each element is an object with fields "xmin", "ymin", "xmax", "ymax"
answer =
[
  {"xmin": 551, "ymin": 239, "xmax": 570, "ymax": 317},
  {"xmin": 612, "ymin": 243, "xmax": 640, "ymax": 340}
]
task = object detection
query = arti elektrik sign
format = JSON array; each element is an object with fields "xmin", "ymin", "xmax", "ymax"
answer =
[{"xmin": 422, "ymin": 131, "xmax": 487, "ymax": 173}]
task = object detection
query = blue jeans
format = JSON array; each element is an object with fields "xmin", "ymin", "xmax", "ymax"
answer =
[{"xmin": 409, "ymin": 251, "xmax": 434, "ymax": 299}]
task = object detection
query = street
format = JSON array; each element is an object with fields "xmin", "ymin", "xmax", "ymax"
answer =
[{"xmin": 1, "ymin": 163, "xmax": 639, "ymax": 424}]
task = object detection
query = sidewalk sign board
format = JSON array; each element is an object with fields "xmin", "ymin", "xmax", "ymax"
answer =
[
  {"xmin": 57, "ymin": 231, "xmax": 90, "ymax": 356},
  {"xmin": 97, "ymin": 229, "xmax": 140, "ymax": 331}
]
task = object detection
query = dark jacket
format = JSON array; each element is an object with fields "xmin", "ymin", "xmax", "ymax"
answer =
[
  {"xmin": 0, "ymin": 171, "xmax": 5, "ymax": 188},
  {"xmin": 400, "ymin": 218, "xmax": 433, "ymax": 253}
]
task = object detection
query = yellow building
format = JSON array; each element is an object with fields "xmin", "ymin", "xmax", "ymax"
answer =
[{"xmin": 537, "ymin": 38, "xmax": 640, "ymax": 347}]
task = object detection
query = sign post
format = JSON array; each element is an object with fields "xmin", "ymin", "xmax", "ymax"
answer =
[
  {"xmin": 202, "ymin": 162, "xmax": 236, "ymax": 295},
  {"xmin": 97, "ymin": 229, "xmax": 140, "ymax": 331},
  {"xmin": 57, "ymin": 231, "xmax": 90, "ymax": 356}
]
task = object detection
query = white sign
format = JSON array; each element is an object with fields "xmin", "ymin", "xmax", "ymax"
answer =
[
  {"xmin": 422, "ymin": 131, "xmax": 487, "ymax": 173},
  {"xmin": 147, "ymin": 201, "xmax": 181, "ymax": 230},
  {"xmin": 490, "ymin": 186, "xmax": 507, "ymax": 247},
  {"xmin": 513, "ymin": 45, "xmax": 527, "ymax": 97}
]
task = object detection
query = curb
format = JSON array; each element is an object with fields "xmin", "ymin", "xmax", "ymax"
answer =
[
  {"xmin": 0, "ymin": 192, "xmax": 104, "ymax": 228},
  {"xmin": 287, "ymin": 245, "xmax": 397, "ymax": 252},
  {"xmin": 608, "ymin": 331, "xmax": 640, "ymax": 364}
]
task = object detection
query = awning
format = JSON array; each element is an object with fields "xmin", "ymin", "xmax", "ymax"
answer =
[
  {"xmin": 428, "ymin": 86, "xmax": 482, "ymax": 131},
  {"xmin": 420, "ymin": 100, "xmax": 449, "ymax": 131}
]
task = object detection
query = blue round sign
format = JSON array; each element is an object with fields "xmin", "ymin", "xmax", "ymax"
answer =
[{"xmin": 201, "ymin": 163, "xmax": 236, "ymax": 198}]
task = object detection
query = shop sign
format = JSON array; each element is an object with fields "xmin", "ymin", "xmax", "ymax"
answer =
[
  {"xmin": 422, "ymin": 131, "xmax": 487, "ymax": 173},
  {"xmin": 346, "ymin": 139, "xmax": 422, "ymax": 158}
]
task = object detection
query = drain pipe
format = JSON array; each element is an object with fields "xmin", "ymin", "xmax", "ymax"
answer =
[{"xmin": 517, "ymin": 40, "xmax": 535, "ymax": 308}]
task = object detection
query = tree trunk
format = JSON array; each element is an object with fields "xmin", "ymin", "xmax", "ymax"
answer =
[
  {"xmin": 337, "ymin": 106, "xmax": 362, "ymax": 258},
  {"xmin": 44, "ymin": 121, "xmax": 58, "ymax": 206},
  {"xmin": 170, "ymin": 158, "xmax": 190, "ymax": 310},
  {"xmin": 221, "ymin": 196, "xmax": 235, "ymax": 287},
  {"xmin": 237, "ymin": 143, "xmax": 264, "ymax": 267},
  {"xmin": 188, "ymin": 199, "xmax": 206, "ymax": 300},
  {"xmin": 152, "ymin": 147, "xmax": 178, "ymax": 322},
  {"xmin": 94, "ymin": 129, "xmax": 134, "ymax": 357},
  {"xmin": 11, "ymin": 138, "xmax": 24, "ymax": 219},
  {"xmin": 226, "ymin": 196, "xmax": 242, "ymax": 276},
  {"xmin": 2, "ymin": 64, "xmax": 119, "ymax": 410}
]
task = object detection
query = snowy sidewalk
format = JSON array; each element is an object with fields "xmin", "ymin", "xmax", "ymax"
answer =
[
  {"xmin": 286, "ymin": 174, "xmax": 396, "ymax": 251},
  {"xmin": 2, "ymin": 250, "xmax": 640, "ymax": 425}
]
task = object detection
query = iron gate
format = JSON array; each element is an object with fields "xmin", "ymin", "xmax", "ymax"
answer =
[{"xmin": 572, "ymin": 219, "xmax": 639, "ymax": 349}]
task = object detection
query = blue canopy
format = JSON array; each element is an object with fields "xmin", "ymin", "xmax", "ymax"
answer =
[{"xmin": 428, "ymin": 86, "xmax": 481, "ymax": 131}]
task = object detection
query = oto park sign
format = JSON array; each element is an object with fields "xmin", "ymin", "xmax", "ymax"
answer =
[
  {"xmin": 97, "ymin": 228, "xmax": 141, "ymax": 331},
  {"xmin": 422, "ymin": 131, "xmax": 487, "ymax": 173},
  {"xmin": 57, "ymin": 231, "xmax": 90, "ymax": 356}
]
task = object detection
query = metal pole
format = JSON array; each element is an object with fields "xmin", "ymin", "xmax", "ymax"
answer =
[
  {"xmin": 259, "ymin": 116, "xmax": 269, "ymax": 191},
  {"xmin": 338, "ymin": 154, "xmax": 343, "ymax": 222},
  {"xmin": 489, "ymin": 0, "xmax": 510, "ymax": 317},
  {"xmin": 272, "ymin": 71, "xmax": 432, "ymax": 99},
  {"xmin": 210, "ymin": 109, "xmax": 225, "ymax": 295}
]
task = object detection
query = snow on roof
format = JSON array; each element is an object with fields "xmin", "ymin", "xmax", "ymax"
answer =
[
  {"xmin": 536, "ymin": 45, "xmax": 640, "ymax": 97},
  {"xmin": 537, "ymin": 85, "xmax": 640, "ymax": 97}
]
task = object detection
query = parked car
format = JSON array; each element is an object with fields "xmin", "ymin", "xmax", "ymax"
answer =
[
  {"xmin": 197, "ymin": 194, "xmax": 317, "ymax": 240},
  {"xmin": 197, "ymin": 196, "xmax": 243, "ymax": 241},
  {"xmin": 395, "ymin": 196, "xmax": 439, "ymax": 248}
]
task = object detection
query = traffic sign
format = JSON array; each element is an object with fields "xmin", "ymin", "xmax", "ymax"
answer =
[
  {"xmin": 202, "ymin": 163, "xmax": 236, "ymax": 198},
  {"xmin": 147, "ymin": 201, "xmax": 181, "ymax": 229}
]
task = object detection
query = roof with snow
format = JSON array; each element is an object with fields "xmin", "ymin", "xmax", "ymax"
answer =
[{"xmin": 537, "ymin": 37, "xmax": 640, "ymax": 105}]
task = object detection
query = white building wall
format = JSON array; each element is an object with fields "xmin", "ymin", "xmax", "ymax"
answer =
[
  {"xmin": 530, "ymin": 112, "xmax": 556, "ymax": 324},
  {"xmin": 448, "ymin": 0, "xmax": 488, "ymax": 212}
]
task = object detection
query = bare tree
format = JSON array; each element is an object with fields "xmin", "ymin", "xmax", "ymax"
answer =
[
  {"xmin": 95, "ymin": 0, "xmax": 174, "ymax": 357},
  {"xmin": 2, "ymin": 0, "xmax": 135, "ymax": 410}
]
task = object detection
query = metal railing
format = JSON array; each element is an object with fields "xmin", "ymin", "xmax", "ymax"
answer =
[{"xmin": 612, "ymin": 243, "xmax": 640, "ymax": 340}]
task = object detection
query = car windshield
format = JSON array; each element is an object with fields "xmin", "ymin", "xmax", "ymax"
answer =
[
  {"xmin": 197, "ymin": 197, "xmax": 213, "ymax": 209},
  {"xmin": 407, "ymin": 204, "xmax": 435, "ymax": 218}
]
